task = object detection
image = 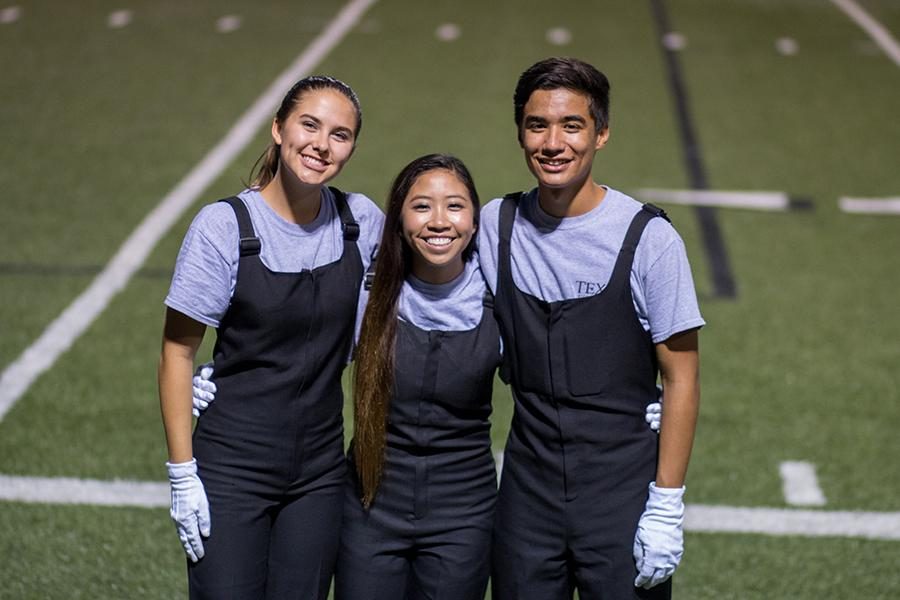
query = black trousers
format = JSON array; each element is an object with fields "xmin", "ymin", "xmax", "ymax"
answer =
[{"xmin": 187, "ymin": 478, "xmax": 343, "ymax": 600}]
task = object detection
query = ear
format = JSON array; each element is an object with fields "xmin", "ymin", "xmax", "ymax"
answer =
[
  {"xmin": 595, "ymin": 127, "xmax": 610, "ymax": 150},
  {"xmin": 271, "ymin": 118, "xmax": 282, "ymax": 145}
]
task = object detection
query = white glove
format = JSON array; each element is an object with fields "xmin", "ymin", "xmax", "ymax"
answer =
[
  {"xmin": 645, "ymin": 384, "xmax": 663, "ymax": 432},
  {"xmin": 633, "ymin": 482, "xmax": 685, "ymax": 589},
  {"xmin": 167, "ymin": 459, "xmax": 211, "ymax": 562},
  {"xmin": 191, "ymin": 362, "xmax": 217, "ymax": 418}
]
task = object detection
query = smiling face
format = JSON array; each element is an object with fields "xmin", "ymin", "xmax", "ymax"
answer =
[
  {"xmin": 271, "ymin": 88, "xmax": 358, "ymax": 188},
  {"xmin": 520, "ymin": 87, "xmax": 609, "ymax": 193},
  {"xmin": 401, "ymin": 169, "xmax": 476, "ymax": 284}
]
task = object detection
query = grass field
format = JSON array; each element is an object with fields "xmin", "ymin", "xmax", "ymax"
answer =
[{"xmin": 1, "ymin": 0, "xmax": 899, "ymax": 598}]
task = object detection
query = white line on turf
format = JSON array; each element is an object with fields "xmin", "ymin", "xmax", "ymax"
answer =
[
  {"xmin": 3, "ymin": 474, "xmax": 899, "ymax": 541},
  {"xmin": 0, "ymin": 0, "xmax": 379, "ymax": 423},
  {"xmin": 686, "ymin": 504, "xmax": 900, "ymax": 541},
  {"xmin": 0, "ymin": 6, "xmax": 21, "ymax": 24},
  {"xmin": 635, "ymin": 189, "xmax": 791, "ymax": 211},
  {"xmin": 0, "ymin": 475, "xmax": 168, "ymax": 508},
  {"xmin": 831, "ymin": 0, "xmax": 900, "ymax": 68},
  {"xmin": 216, "ymin": 15, "xmax": 242, "ymax": 34},
  {"xmin": 107, "ymin": 10, "xmax": 132, "ymax": 28},
  {"xmin": 780, "ymin": 461, "xmax": 827, "ymax": 506},
  {"xmin": 839, "ymin": 196, "xmax": 900, "ymax": 215}
]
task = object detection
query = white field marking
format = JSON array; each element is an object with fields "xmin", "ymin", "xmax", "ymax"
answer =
[
  {"xmin": 216, "ymin": 15, "xmax": 242, "ymax": 33},
  {"xmin": 0, "ymin": 5, "xmax": 21, "ymax": 24},
  {"xmin": 0, "ymin": 0, "xmax": 379, "ymax": 423},
  {"xmin": 635, "ymin": 188, "xmax": 791, "ymax": 211},
  {"xmin": 546, "ymin": 27, "xmax": 572, "ymax": 46},
  {"xmin": 107, "ymin": 9, "xmax": 132, "ymax": 28},
  {"xmin": 0, "ymin": 475, "xmax": 168, "ymax": 508},
  {"xmin": 435, "ymin": 22, "xmax": 460, "ymax": 42},
  {"xmin": 662, "ymin": 31, "xmax": 687, "ymax": 51},
  {"xmin": 839, "ymin": 196, "xmax": 900, "ymax": 214},
  {"xmin": 780, "ymin": 461, "xmax": 827, "ymax": 506},
  {"xmin": 775, "ymin": 37, "xmax": 798, "ymax": 56},
  {"xmin": 3, "ymin": 473, "xmax": 900, "ymax": 540},
  {"xmin": 686, "ymin": 504, "xmax": 900, "ymax": 541},
  {"xmin": 830, "ymin": 0, "xmax": 900, "ymax": 68}
]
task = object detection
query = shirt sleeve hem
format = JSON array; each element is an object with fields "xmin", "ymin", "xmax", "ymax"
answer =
[
  {"xmin": 164, "ymin": 298, "xmax": 221, "ymax": 329},
  {"xmin": 651, "ymin": 319, "xmax": 706, "ymax": 344}
]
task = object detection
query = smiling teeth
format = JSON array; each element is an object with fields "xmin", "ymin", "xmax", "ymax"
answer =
[{"xmin": 425, "ymin": 237, "xmax": 452, "ymax": 246}]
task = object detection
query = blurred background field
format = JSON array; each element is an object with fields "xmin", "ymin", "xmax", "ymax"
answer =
[{"xmin": 0, "ymin": 0, "xmax": 898, "ymax": 598}]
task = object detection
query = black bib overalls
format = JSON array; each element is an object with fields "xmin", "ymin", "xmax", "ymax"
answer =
[
  {"xmin": 190, "ymin": 192, "xmax": 363, "ymax": 600},
  {"xmin": 491, "ymin": 195, "xmax": 672, "ymax": 600},
  {"xmin": 336, "ymin": 298, "xmax": 501, "ymax": 600}
]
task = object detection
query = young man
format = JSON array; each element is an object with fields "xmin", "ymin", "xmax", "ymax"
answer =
[{"xmin": 478, "ymin": 57, "xmax": 704, "ymax": 599}]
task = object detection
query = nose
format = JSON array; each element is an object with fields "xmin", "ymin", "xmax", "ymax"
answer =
[
  {"xmin": 311, "ymin": 130, "xmax": 329, "ymax": 153},
  {"xmin": 428, "ymin": 206, "xmax": 450, "ymax": 229},
  {"xmin": 542, "ymin": 126, "xmax": 564, "ymax": 155}
]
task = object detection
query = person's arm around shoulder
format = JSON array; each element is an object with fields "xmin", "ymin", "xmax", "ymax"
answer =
[{"xmin": 159, "ymin": 308, "xmax": 211, "ymax": 562}]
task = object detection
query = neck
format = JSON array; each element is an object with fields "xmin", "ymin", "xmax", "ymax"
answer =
[
  {"xmin": 260, "ymin": 169, "xmax": 323, "ymax": 224},
  {"xmin": 537, "ymin": 176, "xmax": 605, "ymax": 218},
  {"xmin": 412, "ymin": 258, "xmax": 465, "ymax": 285}
]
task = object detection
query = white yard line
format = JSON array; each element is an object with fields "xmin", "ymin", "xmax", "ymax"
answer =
[
  {"xmin": 831, "ymin": 0, "xmax": 900, "ymax": 68},
  {"xmin": 0, "ymin": 475, "xmax": 168, "ymax": 508},
  {"xmin": 0, "ymin": 0, "xmax": 379, "ymax": 423},
  {"xmin": 780, "ymin": 461, "xmax": 827, "ymax": 506},
  {"xmin": 687, "ymin": 504, "xmax": 900, "ymax": 541},
  {"xmin": 839, "ymin": 196, "xmax": 900, "ymax": 214},
  {"xmin": 2, "ymin": 473, "xmax": 899, "ymax": 540},
  {"xmin": 634, "ymin": 189, "xmax": 791, "ymax": 211}
]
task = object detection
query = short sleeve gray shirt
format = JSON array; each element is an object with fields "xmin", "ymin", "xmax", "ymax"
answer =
[
  {"xmin": 477, "ymin": 187, "xmax": 704, "ymax": 343},
  {"xmin": 397, "ymin": 258, "xmax": 487, "ymax": 332},
  {"xmin": 165, "ymin": 187, "xmax": 384, "ymax": 328}
]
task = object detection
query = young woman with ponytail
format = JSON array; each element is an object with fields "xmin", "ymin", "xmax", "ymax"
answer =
[{"xmin": 158, "ymin": 76, "xmax": 384, "ymax": 599}]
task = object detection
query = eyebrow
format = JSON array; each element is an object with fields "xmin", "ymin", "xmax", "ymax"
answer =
[
  {"xmin": 523, "ymin": 114, "xmax": 587, "ymax": 125},
  {"xmin": 408, "ymin": 193, "xmax": 470, "ymax": 202}
]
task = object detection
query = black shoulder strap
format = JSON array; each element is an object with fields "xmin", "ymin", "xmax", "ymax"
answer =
[
  {"xmin": 498, "ymin": 192, "xmax": 523, "ymax": 282},
  {"xmin": 220, "ymin": 196, "xmax": 261, "ymax": 257},
  {"xmin": 482, "ymin": 287, "xmax": 495, "ymax": 310},
  {"xmin": 363, "ymin": 244, "xmax": 378, "ymax": 290},
  {"xmin": 641, "ymin": 202, "xmax": 671, "ymax": 223},
  {"xmin": 330, "ymin": 186, "xmax": 360, "ymax": 242},
  {"xmin": 607, "ymin": 203, "xmax": 670, "ymax": 290}
]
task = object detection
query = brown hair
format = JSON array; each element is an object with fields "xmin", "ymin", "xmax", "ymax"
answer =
[
  {"xmin": 353, "ymin": 154, "xmax": 480, "ymax": 508},
  {"xmin": 248, "ymin": 75, "xmax": 362, "ymax": 189},
  {"xmin": 513, "ymin": 57, "xmax": 610, "ymax": 142}
]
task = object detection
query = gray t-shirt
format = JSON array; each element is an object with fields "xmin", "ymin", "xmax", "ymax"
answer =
[
  {"xmin": 477, "ymin": 187, "xmax": 704, "ymax": 344},
  {"xmin": 165, "ymin": 187, "xmax": 384, "ymax": 328},
  {"xmin": 397, "ymin": 257, "xmax": 487, "ymax": 332}
]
